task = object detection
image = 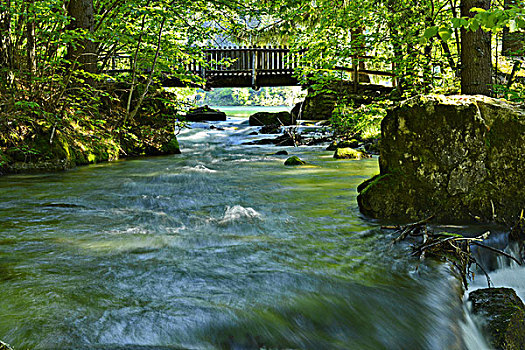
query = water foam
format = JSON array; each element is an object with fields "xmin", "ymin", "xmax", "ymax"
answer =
[
  {"xmin": 183, "ymin": 164, "xmax": 217, "ymax": 173},
  {"xmin": 218, "ymin": 205, "xmax": 262, "ymax": 225}
]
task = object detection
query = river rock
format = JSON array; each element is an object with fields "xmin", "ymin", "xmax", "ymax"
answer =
[
  {"xmin": 284, "ymin": 156, "xmax": 307, "ymax": 166},
  {"xmin": 292, "ymin": 91, "xmax": 337, "ymax": 121},
  {"xmin": 334, "ymin": 148, "xmax": 370, "ymax": 159},
  {"xmin": 293, "ymin": 85, "xmax": 394, "ymax": 121},
  {"xmin": 357, "ymin": 95, "xmax": 525, "ymax": 225},
  {"xmin": 186, "ymin": 106, "xmax": 226, "ymax": 122},
  {"xmin": 249, "ymin": 111, "xmax": 294, "ymax": 126},
  {"xmin": 469, "ymin": 287, "xmax": 525, "ymax": 350}
]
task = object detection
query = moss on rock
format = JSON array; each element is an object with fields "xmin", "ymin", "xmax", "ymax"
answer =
[
  {"xmin": 358, "ymin": 95, "xmax": 525, "ymax": 225},
  {"xmin": 249, "ymin": 111, "xmax": 295, "ymax": 126},
  {"xmin": 161, "ymin": 136, "xmax": 181, "ymax": 154},
  {"xmin": 469, "ymin": 288, "xmax": 525, "ymax": 350},
  {"xmin": 284, "ymin": 156, "xmax": 307, "ymax": 166},
  {"xmin": 334, "ymin": 148, "xmax": 370, "ymax": 159}
]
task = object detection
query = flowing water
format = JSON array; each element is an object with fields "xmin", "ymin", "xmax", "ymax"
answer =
[{"xmin": 0, "ymin": 108, "xmax": 488, "ymax": 349}]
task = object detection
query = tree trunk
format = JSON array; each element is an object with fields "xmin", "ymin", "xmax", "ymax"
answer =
[
  {"xmin": 66, "ymin": 0, "xmax": 97, "ymax": 76},
  {"xmin": 0, "ymin": 0, "xmax": 13, "ymax": 84},
  {"xmin": 27, "ymin": 0, "xmax": 36, "ymax": 87},
  {"xmin": 460, "ymin": 0, "xmax": 492, "ymax": 95}
]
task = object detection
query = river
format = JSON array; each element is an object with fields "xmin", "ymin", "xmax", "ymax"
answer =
[{"xmin": 0, "ymin": 107, "xmax": 489, "ymax": 349}]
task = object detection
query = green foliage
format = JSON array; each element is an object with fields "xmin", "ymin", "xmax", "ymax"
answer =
[
  {"xmin": 331, "ymin": 102, "xmax": 386, "ymax": 140},
  {"xmin": 493, "ymin": 82, "xmax": 525, "ymax": 102}
]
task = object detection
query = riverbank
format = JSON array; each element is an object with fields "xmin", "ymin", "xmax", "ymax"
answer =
[{"xmin": 0, "ymin": 86, "xmax": 181, "ymax": 176}]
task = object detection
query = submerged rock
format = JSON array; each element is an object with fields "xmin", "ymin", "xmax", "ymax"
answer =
[
  {"xmin": 249, "ymin": 111, "xmax": 294, "ymax": 126},
  {"xmin": 358, "ymin": 95, "xmax": 525, "ymax": 225},
  {"xmin": 274, "ymin": 150, "xmax": 289, "ymax": 155},
  {"xmin": 186, "ymin": 106, "xmax": 226, "ymax": 122},
  {"xmin": 284, "ymin": 156, "xmax": 307, "ymax": 166},
  {"xmin": 334, "ymin": 148, "xmax": 370, "ymax": 160},
  {"xmin": 469, "ymin": 287, "xmax": 525, "ymax": 350}
]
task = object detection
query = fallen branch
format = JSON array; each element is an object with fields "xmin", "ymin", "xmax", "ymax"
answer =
[
  {"xmin": 391, "ymin": 215, "xmax": 435, "ymax": 244},
  {"xmin": 391, "ymin": 217, "xmax": 520, "ymax": 289}
]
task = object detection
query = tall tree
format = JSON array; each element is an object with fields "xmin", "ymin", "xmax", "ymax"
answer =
[{"xmin": 460, "ymin": 0, "xmax": 492, "ymax": 95}]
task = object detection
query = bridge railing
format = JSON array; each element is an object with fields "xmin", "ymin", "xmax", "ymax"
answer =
[
  {"xmin": 188, "ymin": 46, "xmax": 301, "ymax": 78},
  {"xmin": 100, "ymin": 47, "xmax": 396, "ymax": 89}
]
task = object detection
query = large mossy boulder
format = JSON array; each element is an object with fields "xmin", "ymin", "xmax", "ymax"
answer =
[
  {"xmin": 186, "ymin": 106, "xmax": 226, "ymax": 122},
  {"xmin": 469, "ymin": 288, "xmax": 525, "ymax": 350},
  {"xmin": 358, "ymin": 95, "xmax": 525, "ymax": 225},
  {"xmin": 249, "ymin": 111, "xmax": 294, "ymax": 126}
]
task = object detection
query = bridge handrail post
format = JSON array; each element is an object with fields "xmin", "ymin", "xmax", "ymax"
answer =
[{"xmin": 252, "ymin": 47, "xmax": 257, "ymax": 88}]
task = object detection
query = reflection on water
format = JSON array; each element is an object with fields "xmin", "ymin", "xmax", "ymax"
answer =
[{"xmin": 0, "ymin": 110, "xmax": 483, "ymax": 349}]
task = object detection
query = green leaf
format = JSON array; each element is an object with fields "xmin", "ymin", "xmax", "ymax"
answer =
[
  {"xmin": 438, "ymin": 27, "xmax": 453, "ymax": 41},
  {"xmin": 471, "ymin": 7, "xmax": 486, "ymax": 14},
  {"xmin": 470, "ymin": 20, "xmax": 480, "ymax": 31},
  {"xmin": 486, "ymin": 14, "xmax": 497, "ymax": 28},
  {"xmin": 423, "ymin": 26, "xmax": 439, "ymax": 39},
  {"xmin": 451, "ymin": 17, "xmax": 462, "ymax": 28}
]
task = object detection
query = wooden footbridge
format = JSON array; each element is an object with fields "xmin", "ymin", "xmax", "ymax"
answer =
[{"xmin": 104, "ymin": 46, "xmax": 395, "ymax": 90}]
